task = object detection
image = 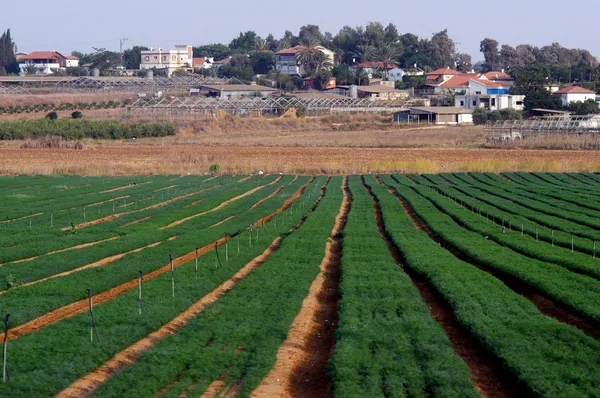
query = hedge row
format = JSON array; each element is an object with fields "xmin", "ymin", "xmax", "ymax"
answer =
[{"xmin": 0, "ymin": 119, "xmax": 175, "ymax": 140}]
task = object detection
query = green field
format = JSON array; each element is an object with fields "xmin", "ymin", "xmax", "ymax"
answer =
[{"xmin": 0, "ymin": 173, "xmax": 599, "ymax": 397}]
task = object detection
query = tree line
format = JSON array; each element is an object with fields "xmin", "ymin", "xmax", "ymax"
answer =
[{"xmin": 0, "ymin": 29, "xmax": 18, "ymax": 75}]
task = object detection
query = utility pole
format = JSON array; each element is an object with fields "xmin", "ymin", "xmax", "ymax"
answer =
[{"xmin": 120, "ymin": 38, "xmax": 129, "ymax": 68}]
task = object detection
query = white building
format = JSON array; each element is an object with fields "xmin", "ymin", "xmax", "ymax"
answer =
[
  {"xmin": 275, "ymin": 46, "xmax": 335, "ymax": 76},
  {"xmin": 140, "ymin": 45, "xmax": 194, "ymax": 75},
  {"xmin": 18, "ymin": 51, "xmax": 68, "ymax": 74},
  {"xmin": 65, "ymin": 55, "xmax": 80, "ymax": 68},
  {"xmin": 553, "ymin": 86, "xmax": 596, "ymax": 107},
  {"xmin": 193, "ymin": 57, "xmax": 214, "ymax": 69},
  {"xmin": 388, "ymin": 66, "xmax": 424, "ymax": 82}
]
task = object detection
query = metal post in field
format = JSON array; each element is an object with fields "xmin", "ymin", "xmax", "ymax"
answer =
[
  {"xmin": 237, "ymin": 231, "xmax": 240, "ymax": 253},
  {"xmin": 87, "ymin": 289, "xmax": 101, "ymax": 344},
  {"xmin": 552, "ymin": 230, "xmax": 554, "ymax": 247},
  {"xmin": 2, "ymin": 313, "xmax": 9, "ymax": 383},
  {"xmin": 170, "ymin": 255, "xmax": 175, "ymax": 298},
  {"xmin": 249, "ymin": 226, "xmax": 252, "ymax": 247},
  {"xmin": 138, "ymin": 271, "xmax": 143, "ymax": 315},
  {"xmin": 225, "ymin": 236, "xmax": 229, "ymax": 261},
  {"xmin": 195, "ymin": 248, "xmax": 199, "ymax": 279}
]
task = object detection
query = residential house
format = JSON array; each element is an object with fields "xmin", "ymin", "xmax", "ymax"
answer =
[
  {"xmin": 483, "ymin": 70, "xmax": 514, "ymax": 86},
  {"xmin": 350, "ymin": 61, "xmax": 394, "ymax": 76},
  {"xmin": 18, "ymin": 51, "xmax": 68, "ymax": 74},
  {"xmin": 553, "ymin": 86, "xmax": 596, "ymax": 107},
  {"xmin": 65, "ymin": 56, "xmax": 80, "ymax": 68},
  {"xmin": 426, "ymin": 67, "xmax": 460, "ymax": 84},
  {"xmin": 275, "ymin": 46, "xmax": 335, "ymax": 76},
  {"xmin": 388, "ymin": 66, "xmax": 424, "ymax": 82},
  {"xmin": 140, "ymin": 45, "xmax": 194, "ymax": 75},
  {"xmin": 193, "ymin": 57, "xmax": 214, "ymax": 69},
  {"xmin": 212, "ymin": 56, "xmax": 232, "ymax": 68},
  {"xmin": 453, "ymin": 78, "xmax": 524, "ymax": 111}
]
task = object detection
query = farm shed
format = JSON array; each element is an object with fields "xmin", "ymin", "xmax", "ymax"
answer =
[
  {"xmin": 393, "ymin": 107, "xmax": 473, "ymax": 124},
  {"xmin": 197, "ymin": 84, "xmax": 279, "ymax": 99}
]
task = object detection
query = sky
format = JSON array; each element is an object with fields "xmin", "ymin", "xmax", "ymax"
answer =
[{"xmin": 2, "ymin": 0, "xmax": 599, "ymax": 62}]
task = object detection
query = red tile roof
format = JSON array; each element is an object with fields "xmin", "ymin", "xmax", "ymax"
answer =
[
  {"xmin": 426, "ymin": 67, "xmax": 459, "ymax": 76},
  {"xmin": 438, "ymin": 74, "xmax": 508, "ymax": 89},
  {"xmin": 20, "ymin": 51, "xmax": 66, "ymax": 60},
  {"xmin": 483, "ymin": 71, "xmax": 512, "ymax": 81},
  {"xmin": 553, "ymin": 86, "xmax": 595, "ymax": 94},
  {"xmin": 193, "ymin": 57, "xmax": 211, "ymax": 66},
  {"xmin": 276, "ymin": 46, "xmax": 305, "ymax": 55},
  {"xmin": 65, "ymin": 55, "xmax": 79, "ymax": 60},
  {"xmin": 212, "ymin": 56, "xmax": 232, "ymax": 65}
]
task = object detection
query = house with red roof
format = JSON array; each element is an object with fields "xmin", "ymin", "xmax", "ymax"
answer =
[
  {"xmin": 553, "ymin": 86, "xmax": 596, "ymax": 107},
  {"xmin": 452, "ymin": 76, "xmax": 524, "ymax": 111},
  {"xmin": 192, "ymin": 57, "xmax": 214, "ymax": 69},
  {"xmin": 18, "ymin": 51, "xmax": 69, "ymax": 74}
]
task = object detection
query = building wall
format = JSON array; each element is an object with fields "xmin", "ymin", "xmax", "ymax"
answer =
[
  {"xmin": 140, "ymin": 46, "xmax": 193, "ymax": 72},
  {"xmin": 388, "ymin": 68, "xmax": 404, "ymax": 82},
  {"xmin": 19, "ymin": 62, "xmax": 61, "ymax": 74},
  {"xmin": 66, "ymin": 59, "xmax": 79, "ymax": 68},
  {"xmin": 455, "ymin": 94, "xmax": 525, "ymax": 111},
  {"xmin": 562, "ymin": 93, "xmax": 596, "ymax": 107}
]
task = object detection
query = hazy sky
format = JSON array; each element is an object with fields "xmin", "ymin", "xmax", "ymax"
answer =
[{"xmin": 2, "ymin": 0, "xmax": 599, "ymax": 62}]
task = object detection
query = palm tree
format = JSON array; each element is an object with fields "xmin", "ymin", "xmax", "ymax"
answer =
[
  {"xmin": 295, "ymin": 38, "xmax": 322, "ymax": 74},
  {"xmin": 351, "ymin": 44, "xmax": 375, "ymax": 65},
  {"xmin": 255, "ymin": 38, "xmax": 268, "ymax": 52},
  {"xmin": 277, "ymin": 38, "xmax": 291, "ymax": 51},
  {"xmin": 373, "ymin": 43, "xmax": 402, "ymax": 80},
  {"xmin": 313, "ymin": 52, "xmax": 332, "ymax": 72}
]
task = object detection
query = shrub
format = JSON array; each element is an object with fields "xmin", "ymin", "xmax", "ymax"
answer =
[
  {"xmin": 472, "ymin": 108, "xmax": 488, "ymax": 125},
  {"xmin": 45, "ymin": 111, "xmax": 58, "ymax": 120},
  {"xmin": 209, "ymin": 163, "xmax": 221, "ymax": 174},
  {"xmin": 71, "ymin": 111, "xmax": 83, "ymax": 119}
]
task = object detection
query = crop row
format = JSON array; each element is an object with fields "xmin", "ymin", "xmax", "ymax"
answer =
[
  {"xmin": 1, "ymin": 175, "xmax": 308, "ymax": 328},
  {"xmin": 0, "ymin": 100, "xmax": 128, "ymax": 115},
  {"xmin": 0, "ymin": 119, "xmax": 175, "ymax": 140},
  {"xmin": 381, "ymin": 175, "xmax": 600, "ymax": 323},
  {"xmin": 330, "ymin": 176, "xmax": 477, "ymax": 397},
  {"xmin": 0, "ymin": 176, "xmax": 330, "ymax": 397},
  {"xmin": 92, "ymin": 177, "xmax": 342, "ymax": 397},
  {"xmin": 364, "ymin": 175, "xmax": 600, "ymax": 397}
]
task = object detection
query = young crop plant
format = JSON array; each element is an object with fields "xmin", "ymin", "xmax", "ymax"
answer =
[
  {"xmin": 364, "ymin": 175, "xmax": 600, "ymax": 397},
  {"xmin": 330, "ymin": 176, "xmax": 478, "ymax": 397}
]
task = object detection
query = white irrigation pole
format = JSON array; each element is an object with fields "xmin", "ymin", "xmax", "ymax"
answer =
[
  {"xmin": 195, "ymin": 248, "xmax": 199, "ymax": 279},
  {"xmin": 225, "ymin": 236, "xmax": 229, "ymax": 261},
  {"xmin": 138, "ymin": 271, "xmax": 143, "ymax": 315},
  {"xmin": 170, "ymin": 255, "xmax": 175, "ymax": 298}
]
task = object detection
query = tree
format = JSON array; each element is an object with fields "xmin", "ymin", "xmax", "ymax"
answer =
[
  {"xmin": 428, "ymin": 30, "xmax": 455, "ymax": 70},
  {"xmin": 89, "ymin": 48, "xmax": 121, "ymax": 71},
  {"xmin": 373, "ymin": 43, "xmax": 402, "ymax": 80},
  {"xmin": 480, "ymin": 38, "xmax": 501, "ymax": 72},
  {"xmin": 295, "ymin": 38, "xmax": 322, "ymax": 75},
  {"xmin": 217, "ymin": 54, "xmax": 253, "ymax": 81},
  {"xmin": 568, "ymin": 98, "xmax": 600, "ymax": 115},
  {"xmin": 250, "ymin": 51, "xmax": 275, "ymax": 74},
  {"xmin": 312, "ymin": 70, "xmax": 333, "ymax": 90},
  {"xmin": 472, "ymin": 108, "xmax": 488, "ymax": 125},
  {"xmin": 523, "ymin": 89, "xmax": 562, "ymax": 111},
  {"xmin": 351, "ymin": 44, "xmax": 375, "ymax": 64},
  {"xmin": 23, "ymin": 63, "xmax": 40, "ymax": 75},
  {"xmin": 229, "ymin": 31, "xmax": 259, "ymax": 53},
  {"xmin": 384, "ymin": 23, "xmax": 400, "ymax": 44},
  {"xmin": 313, "ymin": 52, "xmax": 332, "ymax": 72},
  {"xmin": 65, "ymin": 66, "xmax": 88, "ymax": 76},
  {"xmin": 365, "ymin": 22, "xmax": 385, "ymax": 47},
  {"xmin": 455, "ymin": 53, "xmax": 472, "ymax": 72},
  {"xmin": 0, "ymin": 29, "xmax": 18, "ymax": 75},
  {"xmin": 71, "ymin": 51, "xmax": 91, "ymax": 65},
  {"xmin": 193, "ymin": 44, "xmax": 231, "ymax": 61},
  {"xmin": 122, "ymin": 46, "xmax": 149, "ymax": 69},
  {"xmin": 331, "ymin": 64, "xmax": 356, "ymax": 85},
  {"xmin": 299, "ymin": 25, "xmax": 323, "ymax": 45}
]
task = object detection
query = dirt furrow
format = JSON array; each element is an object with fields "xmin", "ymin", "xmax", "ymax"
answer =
[
  {"xmin": 4, "ymin": 211, "xmax": 44, "ymax": 223},
  {"xmin": 161, "ymin": 177, "xmax": 282, "ymax": 230},
  {"xmin": 65, "ymin": 185, "xmax": 220, "ymax": 231},
  {"xmin": 100, "ymin": 181, "xmax": 152, "ymax": 193},
  {"xmin": 121, "ymin": 216, "xmax": 151, "ymax": 228},
  {"xmin": 1, "ymin": 180, "xmax": 311, "ymax": 342},
  {"xmin": 57, "ymin": 238, "xmax": 283, "ymax": 398},
  {"xmin": 253, "ymin": 178, "xmax": 348, "ymax": 398},
  {"xmin": 0, "ymin": 236, "xmax": 120, "ymax": 267},
  {"xmin": 367, "ymin": 176, "xmax": 523, "ymax": 398},
  {"xmin": 0, "ymin": 241, "xmax": 164, "ymax": 295},
  {"xmin": 58, "ymin": 178, "xmax": 318, "ymax": 398}
]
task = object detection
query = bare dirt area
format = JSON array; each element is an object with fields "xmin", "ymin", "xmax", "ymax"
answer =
[{"xmin": 1, "ymin": 144, "xmax": 599, "ymax": 175}]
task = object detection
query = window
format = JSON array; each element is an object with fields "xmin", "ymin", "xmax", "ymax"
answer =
[
  {"xmin": 516, "ymin": 101, "xmax": 523, "ymax": 106},
  {"xmin": 162, "ymin": 56, "xmax": 166, "ymax": 61},
  {"xmin": 144, "ymin": 56, "xmax": 149, "ymax": 61},
  {"xmin": 154, "ymin": 56, "xmax": 158, "ymax": 60},
  {"xmin": 460, "ymin": 100, "xmax": 464, "ymax": 106},
  {"xmin": 472, "ymin": 100, "xmax": 477, "ymax": 107},
  {"xmin": 491, "ymin": 98, "xmax": 496, "ymax": 106},
  {"xmin": 475, "ymin": 91, "xmax": 482, "ymax": 95}
]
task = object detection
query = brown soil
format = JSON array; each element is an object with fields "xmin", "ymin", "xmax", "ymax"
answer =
[
  {"xmin": 100, "ymin": 181, "xmax": 152, "ymax": 193},
  {"xmin": 366, "ymin": 177, "xmax": 524, "ymax": 398},
  {"xmin": 57, "ymin": 238, "xmax": 284, "ymax": 398},
  {"xmin": 1, "ymin": 182, "xmax": 310, "ymax": 341},
  {"xmin": 121, "ymin": 216, "xmax": 151, "ymax": 228},
  {"xmin": 65, "ymin": 185, "xmax": 220, "ymax": 231},
  {"xmin": 160, "ymin": 177, "xmax": 282, "ymax": 230},
  {"xmin": 0, "ymin": 236, "xmax": 120, "ymax": 266},
  {"xmin": 5, "ymin": 211, "xmax": 44, "ymax": 223},
  {"xmin": 253, "ymin": 178, "xmax": 349, "ymax": 398},
  {"xmin": 2, "ymin": 145, "xmax": 600, "ymax": 176},
  {"xmin": 0, "ymin": 241, "xmax": 163, "ymax": 295},
  {"xmin": 154, "ymin": 184, "xmax": 178, "ymax": 193},
  {"xmin": 81, "ymin": 195, "xmax": 130, "ymax": 208}
]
